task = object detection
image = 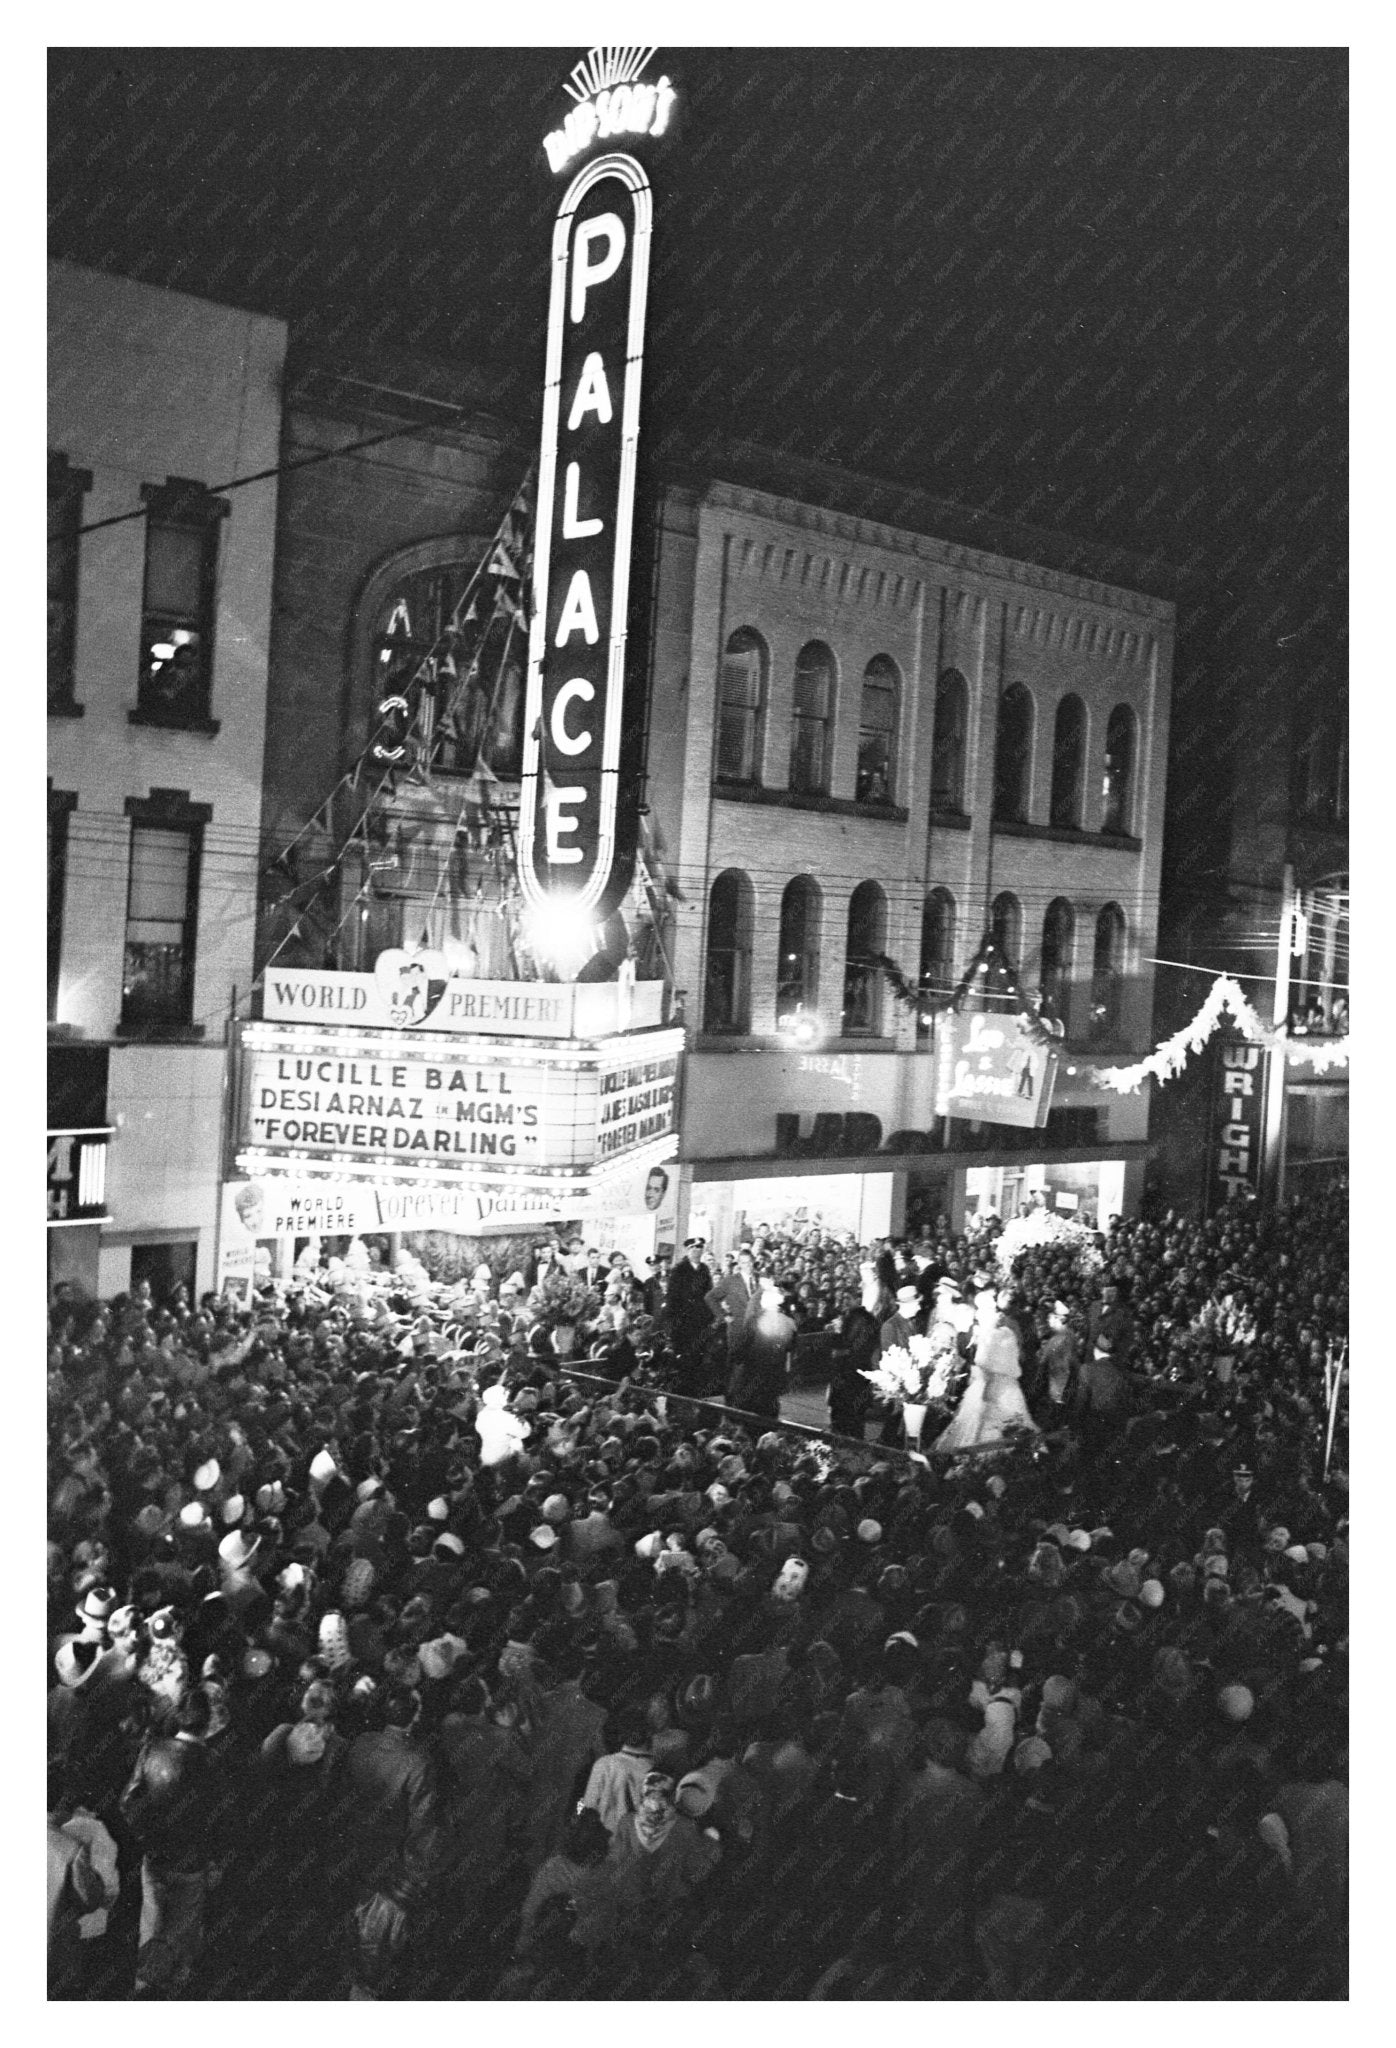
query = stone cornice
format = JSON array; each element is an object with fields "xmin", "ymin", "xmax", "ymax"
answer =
[{"xmin": 699, "ymin": 480, "xmax": 1176, "ymax": 627}]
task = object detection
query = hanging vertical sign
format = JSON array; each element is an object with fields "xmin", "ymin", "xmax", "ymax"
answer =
[
  {"xmin": 1206, "ymin": 1036, "xmax": 1269, "ymax": 1212},
  {"xmin": 520, "ymin": 53, "xmax": 667, "ymax": 923}
]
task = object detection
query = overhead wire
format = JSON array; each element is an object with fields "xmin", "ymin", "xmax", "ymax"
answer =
[{"xmin": 73, "ymin": 399, "xmax": 519, "ymax": 539}]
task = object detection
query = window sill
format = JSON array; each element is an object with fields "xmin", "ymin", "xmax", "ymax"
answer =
[
  {"xmin": 713, "ymin": 781, "xmax": 909, "ymax": 824},
  {"xmin": 128, "ymin": 709, "xmax": 221, "ymax": 737},
  {"xmin": 114, "ymin": 1023, "xmax": 206, "ymax": 1044},
  {"xmin": 928, "ymin": 807, "xmax": 970, "ymax": 831},
  {"xmin": 48, "ymin": 698, "xmax": 85, "ymax": 719},
  {"xmin": 690, "ymin": 1033, "xmax": 901, "ymax": 1054},
  {"xmin": 992, "ymin": 818, "xmax": 1142, "ymax": 852}
]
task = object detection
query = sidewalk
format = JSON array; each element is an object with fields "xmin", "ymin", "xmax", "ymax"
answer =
[{"xmin": 780, "ymin": 1383, "xmax": 832, "ymax": 1432}]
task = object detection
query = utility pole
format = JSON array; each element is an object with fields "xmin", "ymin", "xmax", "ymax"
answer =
[{"xmin": 1261, "ymin": 861, "xmax": 1294, "ymax": 1205}]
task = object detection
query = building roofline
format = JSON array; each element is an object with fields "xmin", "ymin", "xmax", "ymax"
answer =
[{"xmin": 654, "ymin": 434, "xmax": 1187, "ymax": 615}]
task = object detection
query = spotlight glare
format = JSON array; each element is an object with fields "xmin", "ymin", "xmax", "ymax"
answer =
[{"xmin": 523, "ymin": 896, "xmax": 599, "ymax": 978}]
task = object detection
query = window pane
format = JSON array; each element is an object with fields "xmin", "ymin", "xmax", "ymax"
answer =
[
  {"xmin": 991, "ymin": 893, "xmax": 1021, "ymax": 967},
  {"xmin": 778, "ymin": 879, "xmax": 820, "ymax": 1015},
  {"xmin": 123, "ymin": 825, "xmax": 196, "ymax": 1030},
  {"xmin": 721, "ymin": 651, "xmax": 761, "ymax": 712},
  {"xmin": 48, "ymin": 524, "xmax": 73, "ymax": 601},
  {"xmin": 995, "ymin": 690, "xmax": 1032, "ymax": 821},
  {"xmin": 1102, "ymin": 708, "xmax": 1134, "ymax": 831},
  {"xmin": 843, "ymin": 883, "xmax": 886, "ymax": 1033},
  {"xmin": 932, "ymin": 674, "xmax": 967, "ymax": 808},
  {"xmin": 706, "ymin": 873, "xmax": 752, "ymax": 1034},
  {"xmin": 790, "ymin": 718, "xmax": 826, "ymax": 793},
  {"xmin": 129, "ymin": 828, "xmax": 192, "ymax": 926},
  {"xmin": 793, "ymin": 667, "xmax": 829, "ymax": 718},
  {"xmin": 716, "ymin": 706, "xmax": 753, "ymax": 780},
  {"xmin": 857, "ymin": 670, "xmax": 896, "ymax": 802},
  {"xmin": 123, "ymin": 942, "xmax": 191, "ymax": 1024},
  {"xmin": 48, "ymin": 809, "xmax": 69, "ymax": 1021},
  {"xmin": 144, "ymin": 522, "xmax": 206, "ymax": 616},
  {"xmin": 140, "ymin": 626, "xmax": 208, "ymax": 717},
  {"xmin": 49, "ymin": 481, "xmax": 81, "ymax": 707}
]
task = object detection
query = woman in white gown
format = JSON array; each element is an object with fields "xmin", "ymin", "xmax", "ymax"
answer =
[{"xmin": 934, "ymin": 1288, "xmax": 1039, "ymax": 1451}]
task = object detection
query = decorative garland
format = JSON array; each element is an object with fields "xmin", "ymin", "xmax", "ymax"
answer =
[
  {"xmin": 865, "ymin": 941, "xmax": 1349, "ymax": 1096},
  {"xmin": 1090, "ymin": 974, "xmax": 1351, "ymax": 1095}
]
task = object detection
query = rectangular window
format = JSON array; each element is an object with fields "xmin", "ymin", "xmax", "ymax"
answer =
[
  {"xmin": 48, "ymin": 794, "xmax": 76, "ymax": 1021},
  {"xmin": 122, "ymin": 824, "xmax": 201, "ymax": 1032},
  {"xmin": 136, "ymin": 481, "xmax": 228, "ymax": 728},
  {"xmin": 48, "ymin": 456, "xmax": 89, "ymax": 713}
]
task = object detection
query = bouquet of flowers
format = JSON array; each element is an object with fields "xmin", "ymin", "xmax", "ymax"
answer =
[
  {"xmin": 530, "ymin": 1265, "xmax": 602, "ymax": 1331},
  {"xmin": 995, "ymin": 1208, "xmax": 1104, "ymax": 1280},
  {"xmin": 861, "ymin": 1334, "xmax": 955, "ymax": 1406},
  {"xmin": 1188, "ymin": 1294, "xmax": 1258, "ymax": 1355}
]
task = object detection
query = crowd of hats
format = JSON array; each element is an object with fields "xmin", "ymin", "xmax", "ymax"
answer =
[{"xmin": 46, "ymin": 1177, "xmax": 1347, "ymax": 1998}]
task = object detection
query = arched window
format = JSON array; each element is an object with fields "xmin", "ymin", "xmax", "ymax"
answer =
[
  {"xmin": 715, "ymin": 627, "xmax": 768, "ymax": 784},
  {"xmin": 918, "ymin": 887, "xmax": 956, "ymax": 1041},
  {"xmin": 1091, "ymin": 903, "xmax": 1127, "ymax": 1039},
  {"xmin": 703, "ymin": 869, "xmax": 754, "ymax": 1034},
  {"xmin": 930, "ymin": 668, "xmax": 969, "ymax": 812},
  {"xmin": 990, "ymin": 890, "xmax": 1022, "ymax": 971},
  {"xmin": 1040, "ymin": 897, "xmax": 1075, "ymax": 1024},
  {"xmin": 790, "ymin": 640, "xmax": 836, "ymax": 795},
  {"xmin": 1101, "ymin": 704, "xmax": 1137, "ymax": 835},
  {"xmin": 843, "ymin": 881, "xmax": 888, "ymax": 1036},
  {"xmin": 856, "ymin": 655, "xmax": 900, "ymax": 803},
  {"xmin": 777, "ymin": 876, "xmax": 822, "ymax": 1023},
  {"xmin": 993, "ymin": 685, "xmax": 1034, "ymax": 822},
  {"xmin": 1049, "ymin": 694, "xmax": 1087, "ymax": 828}
]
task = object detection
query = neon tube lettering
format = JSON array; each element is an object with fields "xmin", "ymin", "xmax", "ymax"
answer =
[
  {"xmin": 554, "ymin": 570, "xmax": 600, "ymax": 646},
  {"xmin": 550, "ymin": 677, "xmax": 595, "ymax": 755},
  {"xmin": 571, "ymin": 215, "xmax": 625, "ymax": 322},
  {"xmin": 562, "ymin": 461, "xmax": 604, "ymax": 538},
  {"xmin": 545, "ymin": 788, "xmax": 586, "ymax": 863}
]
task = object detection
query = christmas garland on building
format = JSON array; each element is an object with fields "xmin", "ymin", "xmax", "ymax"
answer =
[
  {"xmin": 865, "ymin": 941, "xmax": 1349, "ymax": 1094},
  {"xmin": 1088, "ymin": 973, "xmax": 1350, "ymax": 1093}
]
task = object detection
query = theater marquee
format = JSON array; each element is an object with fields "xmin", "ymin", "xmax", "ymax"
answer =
[{"xmin": 237, "ymin": 1021, "xmax": 680, "ymax": 1183}]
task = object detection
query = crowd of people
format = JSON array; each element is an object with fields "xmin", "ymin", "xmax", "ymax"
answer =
[{"xmin": 48, "ymin": 1176, "xmax": 1348, "ymax": 2000}]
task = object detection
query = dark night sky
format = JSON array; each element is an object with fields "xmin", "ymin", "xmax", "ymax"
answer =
[{"xmin": 48, "ymin": 45, "xmax": 1348, "ymax": 918}]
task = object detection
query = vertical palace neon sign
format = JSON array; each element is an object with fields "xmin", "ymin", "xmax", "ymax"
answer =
[{"xmin": 519, "ymin": 58, "xmax": 663, "ymax": 921}]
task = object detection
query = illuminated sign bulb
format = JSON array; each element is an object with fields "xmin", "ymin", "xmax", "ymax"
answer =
[{"xmin": 544, "ymin": 48, "xmax": 675, "ymax": 175}]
